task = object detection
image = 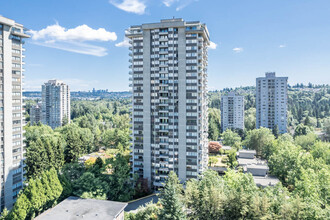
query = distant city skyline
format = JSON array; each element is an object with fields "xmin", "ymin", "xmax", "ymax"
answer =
[{"xmin": 1, "ymin": 0, "xmax": 330, "ymax": 91}]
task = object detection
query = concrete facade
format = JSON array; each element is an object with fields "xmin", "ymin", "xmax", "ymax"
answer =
[
  {"xmin": 126, "ymin": 19, "xmax": 209, "ymax": 188},
  {"xmin": 30, "ymin": 102, "xmax": 42, "ymax": 125},
  {"xmin": 256, "ymin": 72, "xmax": 288, "ymax": 133},
  {"xmin": 41, "ymin": 80, "xmax": 70, "ymax": 129},
  {"xmin": 0, "ymin": 16, "xmax": 29, "ymax": 211},
  {"xmin": 221, "ymin": 92, "xmax": 244, "ymax": 132}
]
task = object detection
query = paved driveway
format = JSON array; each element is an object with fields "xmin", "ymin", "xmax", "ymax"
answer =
[{"xmin": 125, "ymin": 195, "xmax": 159, "ymax": 212}]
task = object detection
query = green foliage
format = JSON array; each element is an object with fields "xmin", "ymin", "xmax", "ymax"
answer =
[
  {"xmin": 294, "ymin": 133, "xmax": 318, "ymax": 151},
  {"xmin": 243, "ymin": 128, "xmax": 275, "ymax": 157},
  {"xmin": 185, "ymin": 170, "xmax": 225, "ymax": 220},
  {"xmin": 310, "ymin": 141, "xmax": 330, "ymax": 165},
  {"xmin": 7, "ymin": 169, "xmax": 62, "ymax": 219},
  {"xmin": 323, "ymin": 117, "xmax": 330, "ymax": 141},
  {"xmin": 107, "ymin": 153, "xmax": 134, "ymax": 202},
  {"xmin": 294, "ymin": 123, "xmax": 312, "ymax": 137},
  {"xmin": 73, "ymin": 172, "xmax": 108, "ymax": 200},
  {"xmin": 244, "ymin": 107, "xmax": 256, "ymax": 131},
  {"xmin": 59, "ymin": 123, "xmax": 95, "ymax": 163},
  {"xmin": 125, "ymin": 202, "xmax": 159, "ymax": 220},
  {"xmin": 208, "ymin": 156, "xmax": 218, "ymax": 166},
  {"xmin": 227, "ymin": 149, "xmax": 238, "ymax": 168},
  {"xmin": 208, "ymin": 108, "xmax": 221, "ymax": 140},
  {"xmin": 102, "ymin": 128, "xmax": 130, "ymax": 150},
  {"xmin": 221, "ymin": 129, "xmax": 242, "ymax": 148},
  {"xmin": 25, "ymin": 128, "xmax": 65, "ymax": 179},
  {"xmin": 159, "ymin": 172, "xmax": 186, "ymax": 220}
]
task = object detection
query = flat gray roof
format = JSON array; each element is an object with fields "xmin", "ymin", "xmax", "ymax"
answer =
[
  {"xmin": 238, "ymin": 149, "xmax": 256, "ymax": 154},
  {"xmin": 36, "ymin": 196, "xmax": 127, "ymax": 220},
  {"xmin": 253, "ymin": 176, "xmax": 280, "ymax": 187}
]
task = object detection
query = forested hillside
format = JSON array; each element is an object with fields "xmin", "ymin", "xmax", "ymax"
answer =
[{"xmin": 208, "ymin": 84, "xmax": 330, "ymax": 140}]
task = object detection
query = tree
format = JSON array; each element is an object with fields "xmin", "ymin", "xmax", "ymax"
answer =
[
  {"xmin": 244, "ymin": 108, "xmax": 256, "ymax": 131},
  {"xmin": 159, "ymin": 171, "xmax": 186, "ymax": 220},
  {"xmin": 73, "ymin": 172, "xmax": 108, "ymax": 200},
  {"xmin": 125, "ymin": 202, "xmax": 159, "ymax": 220},
  {"xmin": 208, "ymin": 108, "xmax": 221, "ymax": 141},
  {"xmin": 208, "ymin": 156, "xmax": 218, "ymax": 166},
  {"xmin": 294, "ymin": 133, "xmax": 318, "ymax": 151},
  {"xmin": 294, "ymin": 124, "xmax": 311, "ymax": 137},
  {"xmin": 310, "ymin": 141, "xmax": 330, "ymax": 165},
  {"xmin": 25, "ymin": 133, "xmax": 65, "ymax": 180},
  {"xmin": 8, "ymin": 169, "xmax": 63, "ymax": 219},
  {"xmin": 107, "ymin": 154, "xmax": 134, "ymax": 201},
  {"xmin": 323, "ymin": 117, "xmax": 330, "ymax": 141},
  {"xmin": 243, "ymin": 128, "xmax": 275, "ymax": 157},
  {"xmin": 185, "ymin": 170, "xmax": 225, "ymax": 220},
  {"xmin": 227, "ymin": 149, "xmax": 238, "ymax": 168},
  {"xmin": 7, "ymin": 194, "xmax": 31, "ymax": 220},
  {"xmin": 222, "ymin": 129, "xmax": 241, "ymax": 148}
]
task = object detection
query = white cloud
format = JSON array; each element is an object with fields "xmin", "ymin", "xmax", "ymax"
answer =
[
  {"xmin": 29, "ymin": 23, "xmax": 117, "ymax": 42},
  {"xmin": 115, "ymin": 37, "xmax": 130, "ymax": 47},
  {"xmin": 162, "ymin": 0, "xmax": 197, "ymax": 11},
  {"xmin": 28, "ymin": 23, "xmax": 117, "ymax": 56},
  {"xmin": 279, "ymin": 44, "xmax": 286, "ymax": 48},
  {"xmin": 163, "ymin": 0, "xmax": 178, "ymax": 7},
  {"xmin": 31, "ymin": 40, "xmax": 108, "ymax": 57},
  {"xmin": 176, "ymin": 0, "xmax": 197, "ymax": 11},
  {"xmin": 109, "ymin": 0, "xmax": 146, "ymax": 15},
  {"xmin": 233, "ymin": 47, "xmax": 243, "ymax": 53},
  {"xmin": 208, "ymin": 41, "xmax": 217, "ymax": 50}
]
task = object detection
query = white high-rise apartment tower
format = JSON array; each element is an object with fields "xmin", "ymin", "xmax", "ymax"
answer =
[
  {"xmin": 221, "ymin": 92, "xmax": 244, "ymax": 132},
  {"xmin": 0, "ymin": 16, "xmax": 29, "ymax": 211},
  {"xmin": 256, "ymin": 72, "xmax": 288, "ymax": 133},
  {"xmin": 42, "ymin": 80, "xmax": 70, "ymax": 129},
  {"xmin": 126, "ymin": 19, "xmax": 209, "ymax": 188}
]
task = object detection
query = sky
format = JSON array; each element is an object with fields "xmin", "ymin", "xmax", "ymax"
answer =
[{"xmin": 1, "ymin": 0, "xmax": 330, "ymax": 91}]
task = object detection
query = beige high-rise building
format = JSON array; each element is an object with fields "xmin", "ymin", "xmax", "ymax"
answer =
[
  {"xmin": 0, "ymin": 16, "xmax": 29, "ymax": 211},
  {"xmin": 221, "ymin": 92, "xmax": 244, "ymax": 132},
  {"xmin": 126, "ymin": 19, "xmax": 209, "ymax": 188},
  {"xmin": 41, "ymin": 80, "xmax": 70, "ymax": 129}
]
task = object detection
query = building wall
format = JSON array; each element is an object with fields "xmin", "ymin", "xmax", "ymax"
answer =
[
  {"xmin": 256, "ymin": 72, "xmax": 288, "ymax": 133},
  {"xmin": 221, "ymin": 92, "xmax": 244, "ymax": 132},
  {"xmin": 127, "ymin": 19, "xmax": 209, "ymax": 188},
  {"xmin": 0, "ymin": 16, "xmax": 28, "ymax": 211},
  {"xmin": 30, "ymin": 103, "xmax": 42, "ymax": 125}
]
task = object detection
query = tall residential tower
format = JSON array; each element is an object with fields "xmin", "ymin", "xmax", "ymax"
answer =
[
  {"xmin": 0, "ymin": 16, "xmax": 29, "ymax": 211},
  {"xmin": 256, "ymin": 72, "xmax": 288, "ymax": 133},
  {"xmin": 221, "ymin": 92, "xmax": 244, "ymax": 132},
  {"xmin": 126, "ymin": 19, "xmax": 209, "ymax": 188},
  {"xmin": 41, "ymin": 80, "xmax": 70, "ymax": 129}
]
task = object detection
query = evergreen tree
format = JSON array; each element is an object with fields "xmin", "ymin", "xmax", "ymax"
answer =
[{"xmin": 159, "ymin": 172, "xmax": 186, "ymax": 220}]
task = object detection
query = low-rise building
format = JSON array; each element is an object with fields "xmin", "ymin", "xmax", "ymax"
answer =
[
  {"xmin": 237, "ymin": 149, "xmax": 279, "ymax": 187},
  {"xmin": 36, "ymin": 196, "xmax": 127, "ymax": 220},
  {"xmin": 238, "ymin": 149, "xmax": 256, "ymax": 159}
]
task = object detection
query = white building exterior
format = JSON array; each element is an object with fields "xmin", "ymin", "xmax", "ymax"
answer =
[
  {"xmin": 42, "ymin": 80, "xmax": 70, "ymax": 129},
  {"xmin": 256, "ymin": 72, "xmax": 288, "ymax": 133},
  {"xmin": 221, "ymin": 92, "xmax": 244, "ymax": 132},
  {"xmin": 0, "ymin": 16, "xmax": 29, "ymax": 211},
  {"xmin": 126, "ymin": 19, "xmax": 209, "ymax": 188}
]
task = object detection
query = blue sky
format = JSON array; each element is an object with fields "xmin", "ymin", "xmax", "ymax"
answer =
[{"xmin": 1, "ymin": 0, "xmax": 330, "ymax": 91}]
